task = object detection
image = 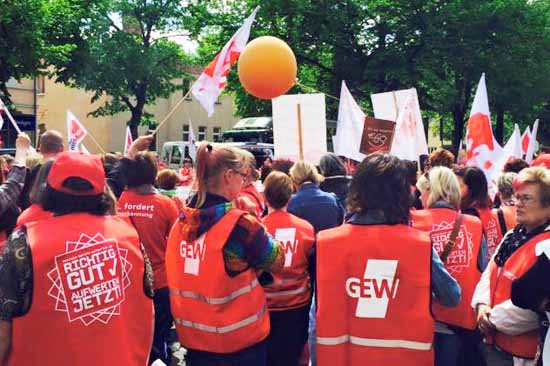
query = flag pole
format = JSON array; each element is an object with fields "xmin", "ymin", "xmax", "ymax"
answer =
[
  {"xmin": 85, "ymin": 131, "xmax": 107, "ymax": 154},
  {"xmin": 297, "ymin": 103, "xmax": 304, "ymax": 160},
  {"xmin": 1, "ymin": 103, "xmax": 23, "ymax": 134},
  {"xmin": 152, "ymin": 88, "xmax": 192, "ymax": 136},
  {"xmin": 295, "ymin": 81, "xmax": 340, "ymax": 101}
]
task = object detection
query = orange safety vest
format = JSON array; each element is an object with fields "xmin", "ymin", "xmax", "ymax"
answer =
[
  {"xmin": 316, "ymin": 224, "xmax": 434, "ymax": 366},
  {"xmin": 487, "ymin": 231, "xmax": 550, "ymax": 359},
  {"xmin": 240, "ymin": 184, "xmax": 265, "ymax": 218},
  {"xmin": 411, "ymin": 208, "xmax": 483, "ymax": 329},
  {"xmin": 263, "ymin": 210, "xmax": 315, "ymax": 311},
  {"xmin": 9, "ymin": 213, "xmax": 153, "ymax": 366},
  {"xmin": 166, "ymin": 209, "xmax": 270, "ymax": 354}
]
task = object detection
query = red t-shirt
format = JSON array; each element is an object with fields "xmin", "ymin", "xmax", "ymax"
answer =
[{"xmin": 118, "ymin": 190, "xmax": 179, "ymax": 289}]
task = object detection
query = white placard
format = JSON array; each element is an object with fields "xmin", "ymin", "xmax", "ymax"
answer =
[
  {"xmin": 272, "ymin": 93, "xmax": 327, "ymax": 165},
  {"xmin": 371, "ymin": 88, "xmax": 422, "ymax": 124}
]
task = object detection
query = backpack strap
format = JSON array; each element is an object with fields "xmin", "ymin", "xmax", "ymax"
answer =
[{"xmin": 440, "ymin": 213, "xmax": 463, "ymax": 263}]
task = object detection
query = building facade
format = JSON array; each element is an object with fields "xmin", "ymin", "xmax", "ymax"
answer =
[{"xmin": 5, "ymin": 71, "xmax": 239, "ymax": 154}]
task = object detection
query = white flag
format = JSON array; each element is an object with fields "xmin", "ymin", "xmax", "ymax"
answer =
[
  {"xmin": 67, "ymin": 110, "xmax": 88, "ymax": 152},
  {"xmin": 124, "ymin": 126, "xmax": 133, "ymax": 156},
  {"xmin": 491, "ymin": 124, "xmax": 523, "ymax": 183},
  {"xmin": 334, "ymin": 81, "xmax": 366, "ymax": 162},
  {"xmin": 390, "ymin": 89, "xmax": 429, "ymax": 161},
  {"xmin": 526, "ymin": 119, "xmax": 539, "ymax": 163},
  {"xmin": 80, "ymin": 143, "xmax": 90, "ymax": 155},
  {"xmin": 0, "ymin": 99, "xmax": 5, "ymax": 130},
  {"xmin": 192, "ymin": 7, "xmax": 259, "ymax": 117},
  {"xmin": 188, "ymin": 120, "xmax": 197, "ymax": 161}
]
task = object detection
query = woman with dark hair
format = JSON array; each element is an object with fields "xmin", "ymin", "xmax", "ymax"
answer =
[
  {"xmin": 454, "ymin": 166, "xmax": 501, "ymax": 261},
  {"xmin": 0, "ymin": 151, "xmax": 154, "ymax": 365},
  {"xmin": 166, "ymin": 142, "xmax": 284, "ymax": 366},
  {"xmin": 316, "ymin": 153, "xmax": 460, "ymax": 366},
  {"xmin": 318, "ymin": 153, "xmax": 350, "ymax": 210},
  {"xmin": 118, "ymin": 151, "xmax": 179, "ymax": 365},
  {"xmin": 16, "ymin": 159, "xmax": 54, "ymax": 227}
]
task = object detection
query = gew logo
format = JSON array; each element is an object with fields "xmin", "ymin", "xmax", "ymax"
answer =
[
  {"xmin": 345, "ymin": 259, "xmax": 399, "ymax": 318},
  {"xmin": 180, "ymin": 235, "xmax": 206, "ymax": 276},
  {"xmin": 275, "ymin": 228, "xmax": 298, "ymax": 268}
]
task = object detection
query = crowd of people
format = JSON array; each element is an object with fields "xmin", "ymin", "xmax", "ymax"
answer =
[{"xmin": 0, "ymin": 131, "xmax": 548, "ymax": 366}]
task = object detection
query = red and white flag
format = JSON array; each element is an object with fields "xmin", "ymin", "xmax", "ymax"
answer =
[
  {"xmin": 465, "ymin": 74, "xmax": 502, "ymax": 170},
  {"xmin": 191, "ymin": 7, "xmax": 259, "ymax": 117},
  {"xmin": 67, "ymin": 110, "xmax": 88, "ymax": 151},
  {"xmin": 521, "ymin": 126, "xmax": 531, "ymax": 156},
  {"xmin": 124, "ymin": 126, "xmax": 133, "ymax": 156},
  {"xmin": 465, "ymin": 74, "xmax": 503, "ymax": 197}
]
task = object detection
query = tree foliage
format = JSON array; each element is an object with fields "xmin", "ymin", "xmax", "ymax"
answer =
[
  {"xmin": 0, "ymin": 0, "xmax": 46, "ymax": 104},
  {"xmin": 184, "ymin": 0, "xmax": 550, "ymax": 151},
  {"xmin": 45, "ymin": 0, "xmax": 189, "ymax": 137}
]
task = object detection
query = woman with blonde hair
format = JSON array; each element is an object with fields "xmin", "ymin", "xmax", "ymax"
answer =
[
  {"xmin": 166, "ymin": 142, "xmax": 284, "ymax": 366},
  {"xmin": 288, "ymin": 161, "xmax": 343, "ymax": 233},
  {"xmin": 238, "ymin": 149, "xmax": 266, "ymax": 218},
  {"xmin": 411, "ymin": 166, "xmax": 487, "ymax": 366}
]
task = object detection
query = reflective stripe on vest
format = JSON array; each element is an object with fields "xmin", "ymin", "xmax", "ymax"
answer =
[
  {"xmin": 174, "ymin": 305, "xmax": 267, "ymax": 334},
  {"xmin": 317, "ymin": 335, "xmax": 432, "ymax": 351},
  {"xmin": 265, "ymin": 285, "xmax": 308, "ymax": 298},
  {"xmin": 170, "ymin": 278, "xmax": 259, "ymax": 305}
]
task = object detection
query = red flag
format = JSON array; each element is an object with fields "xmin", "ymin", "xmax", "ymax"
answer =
[{"xmin": 191, "ymin": 7, "xmax": 258, "ymax": 117}]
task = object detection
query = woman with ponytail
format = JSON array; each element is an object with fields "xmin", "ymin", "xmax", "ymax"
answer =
[{"xmin": 166, "ymin": 142, "xmax": 284, "ymax": 366}]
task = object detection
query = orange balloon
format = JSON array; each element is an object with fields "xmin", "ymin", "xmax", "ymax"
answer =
[{"xmin": 238, "ymin": 36, "xmax": 297, "ymax": 100}]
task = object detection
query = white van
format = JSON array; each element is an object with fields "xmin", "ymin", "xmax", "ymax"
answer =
[{"xmin": 161, "ymin": 141, "xmax": 192, "ymax": 170}]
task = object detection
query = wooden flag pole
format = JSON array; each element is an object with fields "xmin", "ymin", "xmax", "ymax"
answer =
[
  {"xmin": 297, "ymin": 103, "xmax": 304, "ymax": 160},
  {"xmin": 152, "ymin": 88, "xmax": 192, "ymax": 136},
  {"xmin": 85, "ymin": 131, "xmax": 107, "ymax": 154},
  {"xmin": 295, "ymin": 81, "xmax": 340, "ymax": 101}
]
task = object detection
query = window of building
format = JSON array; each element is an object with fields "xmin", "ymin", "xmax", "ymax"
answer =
[
  {"xmin": 182, "ymin": 124, "xmax": 189, "ymax": 141},
  {"xmin": 198, "ymin": 126, "xmax": 207, "ymax": 141},
  {"xmin": 212, "ymin": 127, "xmax": 222, "ymax": 142}
]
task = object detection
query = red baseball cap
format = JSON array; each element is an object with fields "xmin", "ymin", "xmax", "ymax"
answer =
[{"xmin": 47, "ymin": 152, "xmax": 105, "ymax": 196}]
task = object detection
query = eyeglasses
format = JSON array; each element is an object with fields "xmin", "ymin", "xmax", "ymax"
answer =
[
  {"xmin": 233, "ymin": 170, "xmax": 249, "ymax": 179},
  {"xmin": 513, "ymin": 194, "xmax": 536, "ymax": 205}
]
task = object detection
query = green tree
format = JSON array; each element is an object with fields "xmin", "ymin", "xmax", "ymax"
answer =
[
  {"xmin": 47, "ymin": 0, "xmax": 189, "ymax": 137},
  {"xmin": 187, "ymin": 0, "xmax": 550, "ymax": 152},
  {"xmin": 0, "ymin": 0, "xmax": 45, "ymax": 104}
]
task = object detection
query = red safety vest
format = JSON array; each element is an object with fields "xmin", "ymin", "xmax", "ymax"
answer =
[
  {"xmin": 477, "ymin": 208, "xmax": 502, "ymax": 262},
  {"xmin": 316, "ymin": 224, "xmax": 434, "ymax": 366},
  {"xmin": 487, "ymin": 232, "xmax": 550, "ymax": 359},
  {"xmin": 411, "ymin": 208, "xmax": 483, "ymax": 329},
  {"xmin": 263, "ymin": 210, "xmax": 315, "ymax": 311},
  {"xmin": 9, "ymin": 213, "xmax": 153, "ymax": 366},
  {"xmin": 166, "ymin": 209, "xmax": 270, "ymax": 354},
  {"xmin": 16, "ymin": 204, "xmax": 53, "ymax": 229}
]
